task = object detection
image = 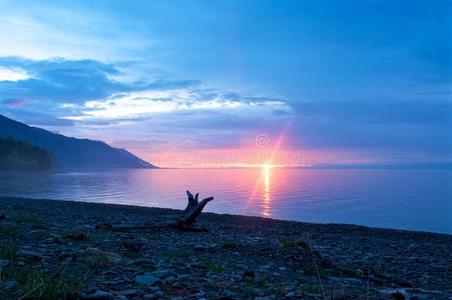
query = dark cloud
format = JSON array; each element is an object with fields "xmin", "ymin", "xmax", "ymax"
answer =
[
  {"xmin": 0, "ymin": 57, "xmax": 205, "ymax": 104},
  {"xmin": 0, "ymin": 57, "xmax": 124, "ymax": 103}
]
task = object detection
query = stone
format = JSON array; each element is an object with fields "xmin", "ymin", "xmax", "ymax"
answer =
[
  {"xmin": 243, "ymin": 270, "xmax": 254, "ymax": 278},
  {"xmin": 80, "ymin": 290, "xmax": 114, "ymax": 300},
  {"xmin": 155, "ymin": 291, "xmax": 165, "ymax": 297},
  {"xmin": 16, "ymin": 250, "xmax": 43, "ymax": 260},
  {"xmin": 194, "ymin": 244, "xmax": 207, "ymax": 251},
  {"xmin": 114, "ymin": 289, "xmax": 139, "ymax": 296},
  {"xmin": 95, "ymin": 223, "xmax": 113, "ymax": 230},
  {"xmin": 166, "ymin": 245, "xmax": 179, "ymax": 251},
  {"xmin": 149, "ymin": 269, "xmax": 177, "ymax": 279},
  {"xmin": 285, "ymin": 291, "xmax": 296, "ymax": 297},
  {"xmin": 4, "ymin": 280, "xmax": 18, "ymax": 289},
  {"xmin": 81, "ymin": 247, "xmax": 123, "ymax": 264},
  {"xmin": 127, "ymin": 258, "xmax": 154, "ymax": 266},
  {"xmin": 135, "ymin": 274, "xmax": 161, "ymax": 286},
  {"xmin": 43, "ymin": 234, "xmax": 62, "ymax": 244},
  {"xmin": 1, "ymin": 195, "xmax": 451, "ymax": 300},
  {"xmin": 164, "ymin": 276, "xmax": 176, "ymax": 284},
  {"xmin": 67, "ymin": 230, "xmax": 88, "ymax": 241},
  {"xmin": 0, "ymin": 259, "xmax": 11, "ymax": 266}
]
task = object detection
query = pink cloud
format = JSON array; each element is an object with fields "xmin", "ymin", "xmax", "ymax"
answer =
[{"xmin": 2, "ymin": 99, "xmax": 30, "ymax": 108}]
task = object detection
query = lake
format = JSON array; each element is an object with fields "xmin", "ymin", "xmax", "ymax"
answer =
[{"xmin": 0, "ymin": 168, "xmax": 450, "ymax": 234}]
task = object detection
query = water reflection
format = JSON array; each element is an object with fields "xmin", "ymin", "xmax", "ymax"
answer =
[
  {"xmin": 0, "ymin": 169, "xmax": 449, "ymax": 233},
  {"xmin": 262, "ymin": 164, "xmax": 271, "ymax": 217}
]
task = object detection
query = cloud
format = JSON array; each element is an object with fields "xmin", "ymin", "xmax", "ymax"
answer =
[
  {"xmin": 0, "ymin": 57, "xmax": 125, "ymax": 103},
  {"xmin": 70, "ymin": 89, "xmax": 289, "ymax": 120},
  {"xmin": 0, "ymin": 67, "xmax": 31, "ymax": 81},
  {"xmin": 2, "ymin": 99, "xmax": 29, "ymax": 108},
  {"xmin": 0, "ymin": 56, "xmax": 449, "ymax": 164},
  {"xmin": 0, "ymin": 57, "xmax": 293, "ymax": 149},
  {"xmin": 0, "ymin": 57, "xmax": 291, "ymax": 122},
  {"xmin": 0, "ymin": 57, "xmax": 207, "ymax": 105}
]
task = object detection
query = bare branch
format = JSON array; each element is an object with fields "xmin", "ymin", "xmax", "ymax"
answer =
[{"xmin": 97, "ymin": 191, "xmax": 214, "ymax": 232}]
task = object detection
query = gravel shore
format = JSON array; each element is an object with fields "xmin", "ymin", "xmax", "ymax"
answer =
[{"xmin": 0, "ymin": 197, "xmax": 451, "ymax": 299}]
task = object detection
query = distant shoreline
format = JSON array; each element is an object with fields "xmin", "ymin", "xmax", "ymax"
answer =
[{"xmin": 1, "ymin": 196, "xmax": 450, "ymax": 299}]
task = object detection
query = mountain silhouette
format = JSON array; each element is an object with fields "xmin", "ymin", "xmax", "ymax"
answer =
[{"xmin": 0, "ymin": 115, "xmax": 155, "ymax": 169}]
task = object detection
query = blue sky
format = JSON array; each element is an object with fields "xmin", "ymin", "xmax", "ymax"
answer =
[{"xmin": 0, "ymin": 0, "xmax": 451, "ymax": 166}]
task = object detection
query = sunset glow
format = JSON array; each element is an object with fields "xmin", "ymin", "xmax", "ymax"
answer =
[
  {"xmin": 0, "ymin": 1, "xmax": 449, "ymax": 169},
  {"xmin": 262, "ymin": 162, "xmax": 271, "ymax": 217},
  {"xmin": 0, "ymin": 2, "xmax": 450, "ymax": 298}
]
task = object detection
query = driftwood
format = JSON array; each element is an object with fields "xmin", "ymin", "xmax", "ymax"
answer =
[{"xmin": 96, "ymin": 191, "xmax": 214, "ymax": 232}]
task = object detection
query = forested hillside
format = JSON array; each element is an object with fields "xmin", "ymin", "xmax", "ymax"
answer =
[
  {"xmin": 0, "ymin": 115, "xmax": 155, "ymax": 169},
  {"xmin": 0, "ymin": 137, "xmax": 52, "ymax": 170}
]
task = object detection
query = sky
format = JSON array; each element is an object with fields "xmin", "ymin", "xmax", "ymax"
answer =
[{"xmin": 0, "ymin": 0, "xmax": 451, "ymax": 167}]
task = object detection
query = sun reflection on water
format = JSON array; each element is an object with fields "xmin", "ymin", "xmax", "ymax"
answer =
[{"xmin": 262, "ymin": 163, "xmax": 271, "ymax": 217}]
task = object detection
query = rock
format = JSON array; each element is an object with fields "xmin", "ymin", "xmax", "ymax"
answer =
[
  {"xmin": 114, "ymin": 289, "xmax": 139, "ymax": 296},
  {"xmin": 16, "ymin": 250, "xmax": 43, "ymax": 260},
  {"xmin": 149, "ymin": 269, "xmax": 177, "ymax": 279},
  {"xmin": 329, "ymin": 276, "xmax": 363, "ymax": 285},
  {"xmin": 194, "ymin": 244, "xmax": 207, "ymax": 251},
  {"xmin": 166, "ymin": 245, "xmax": 179, "ymax": 252},
  {"xmin": 123, "ymin": 240, "xmax": 144, "ymax": 253},
  {"xmin": 285, "ymin": 291, "xmax": 296, "ymax": 297},
  {"xmin": 155, "ymin": 291, "xmax": 165, "ymax": 297},
  {"xmin": 0, "ymin": 214, "xmax": 6, "ymax": 221},
  {"xmin": 4, "ymin": 280, "xmax": 18, "ymax": 289},
  {"xmin": 95, "ymin": 223, "xmax": 113, "ymax": 229},
  {"xmin": 379, "ymin": 288, "xmax": 409, "ymax": 300},
  {"xmin": 1, "ymin": 196, "xmax": 451, "ymax": 300},
  {"xmin": 254, "ymin": 296, "xmax": 273, "ymax": 300},
  {"xmin": 187, "ymin": 292, "xmax": 204, "ymax": 299},
  {"xmin": 127, "ymin": 258, "xmax": 154, "ymax": 266},
  {"xmin": 43, "ymin": 234, "xmax": 62, "ymax": 244},
  {"xmin": 81, "ymin": 247, "xmax": 123, "ymax": 264},
  {"xmin": 67, "ymin": 230, "xmax": 88, "ymax": 241},
  {"xmin": 0, "ymin": 259, "xmax": 11, "ymax": 266},
  {"xmin": 164, "ymin": 276, "xmax": 176, "ymax": 284},
  {"xmin": 80, "ymin": 290, "xmax": 114, "ymax": 300},
  {"xmin": 220, "ymin": 289, "xmax": 238, "ymax": 299},
  {"xmin": 135, "ymin": 274, "xmax": 161, "ymax": 286}
]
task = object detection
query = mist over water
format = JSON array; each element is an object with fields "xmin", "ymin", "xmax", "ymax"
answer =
[{"xmin": 1, "ymin": 168, "xmax": 450, "ymax": 234}]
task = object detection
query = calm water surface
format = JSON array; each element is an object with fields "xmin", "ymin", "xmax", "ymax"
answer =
[{"xmin": 0, "ymin": 168, "xmax": 450, "ymax": 234}]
